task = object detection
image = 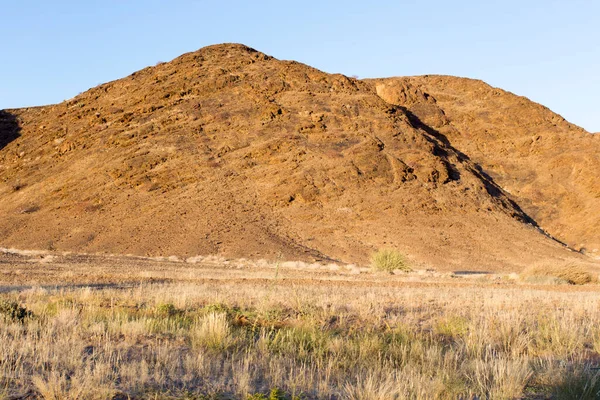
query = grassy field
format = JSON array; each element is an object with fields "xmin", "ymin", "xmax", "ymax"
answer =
[{"xmin": 1, "ymin": 250, "xmax": 600, "ymax": 399}]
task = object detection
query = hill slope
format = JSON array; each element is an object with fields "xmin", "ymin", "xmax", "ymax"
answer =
[
  {"xmin": 372, "ymin": 76, "xmax": 600, "ymax": 256},
  {"xmin": 0, "ymin": 44, "xmax": 593, "ymax": 270}
]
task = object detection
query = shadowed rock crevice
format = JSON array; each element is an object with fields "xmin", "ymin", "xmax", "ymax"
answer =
[
  {"xmin": 400, "ymin": 106, "xmax": 575, "ymax": 248},
  {"xmin": 369, "ymin": 75, "xmax": 596, "ymax": 252},
  {"xmin": 0, "ymin": 110, "xmax": 20, "ymax": 151},
  {"xmin": 401, "ymin": 107, "xmax": 532, "ymax": 219}
]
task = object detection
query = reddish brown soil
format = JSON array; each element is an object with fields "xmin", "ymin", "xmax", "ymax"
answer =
[{"xmin": 0, "ymin": 44, "xmax": 596, "ymax": 271}]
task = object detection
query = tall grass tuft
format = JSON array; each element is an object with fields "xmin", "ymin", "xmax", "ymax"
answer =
[
  {"xmin": 191, "ymin": 311, "xmax": 232, "ymax": 350},
  {"xmin": 470, "ymin": 356, "xmax": 532, "ymax": 399},
  {"xmin": 551, "ymin": 363, "xmax": 600, "ymax": 400},
  {"xmin": 343, "ymin": 373, "xmax": 397, "ymax": 400}
]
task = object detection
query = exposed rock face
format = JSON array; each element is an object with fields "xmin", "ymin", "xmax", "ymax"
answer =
[
  {"xmin": 0, "ymin": 44, "xmax": 595, "ymax": 270},
  {"xmin": 371, "ymin": 76, "xmax": 600, "ymax": 256}
]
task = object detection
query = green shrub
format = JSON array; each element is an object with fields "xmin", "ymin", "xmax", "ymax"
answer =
[
  {"xmin": 156, "ymin": 302, "xmax": 179, "ymax": 316},
  {"xmin": 247, "ymin": 388, "xmax": 289, "ymax": 400},
  {"xmin": 371, "ymin": 249, "xmax": 411, "ymax": 272},
  {"xmin": 0, "ymin": 300, "xmax": 33, "ymax": 323},
  {"xmin": 435, "ymin": 316, "xmax": 469, "ymax": 338}
]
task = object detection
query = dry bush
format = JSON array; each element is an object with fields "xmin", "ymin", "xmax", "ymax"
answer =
[{"xmin": 520, "ymin": 263, "xmax": 596, "ymax": 285}]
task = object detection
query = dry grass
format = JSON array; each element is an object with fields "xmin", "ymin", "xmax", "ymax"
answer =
[
  {"xmin": 1, "ymin": 281, "xmax": 600, "ymax": 399},
  {"xmin": 0, "ymin": 252, "xmax": 599, "ymax": 399},
  {"xmin": 191, "ymin": 311, "xmax": 232, "ymax": 350},
  {"xmin": 520, "ymin": 263, "xmax": 598, "ymax": 285}
]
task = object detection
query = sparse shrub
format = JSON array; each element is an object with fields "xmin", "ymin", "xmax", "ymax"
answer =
[
  {"xmin": 156, "ymin": 302, "xmax": 178, "ymax": 316},
  {"xmin": 371, "ymin": 249, "xmax": 410, "ymax": 272},
  {"xmin": 204, "ymin": 302, "xmax": 234, "ymax": 315},
  {"xmin": 435, "ymin": 316, "xmax": 469, "ymax": 338},
  {"xmin": 0, "ymin": 300, "xmax": 32, "ymax": 323},
  {"xmin": 247, "ymin": 388, "xmax": 288, "ymax": 400},
  {"xmin": 551, "ymin": 364, "xmax": 600, "ymax": 400},
  {"xmin": 247, "ymin": 392, "xmax": 266, "ymax": 399},
  {"xmin": 520, "ymin": 264, "xmax": 596, "ymax": 285}
]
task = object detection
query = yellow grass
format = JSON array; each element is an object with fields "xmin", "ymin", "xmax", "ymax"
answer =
[
  {"xmin": 0, "ymin": 253, "xmax": 599, "ymax": 398},
  {"xmin": 520, "ymin": 263, "xmax": 597, "ymax": 285}
]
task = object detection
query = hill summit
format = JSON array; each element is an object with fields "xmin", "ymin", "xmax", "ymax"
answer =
[{"xmin": 0, "ymin": 44, "xmax": 597, "ymax": 271}]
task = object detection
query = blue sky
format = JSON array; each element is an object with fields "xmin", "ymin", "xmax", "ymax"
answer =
[{"xmin": 1, "ymin": 0, "xmax": 599, "ymax": 131}]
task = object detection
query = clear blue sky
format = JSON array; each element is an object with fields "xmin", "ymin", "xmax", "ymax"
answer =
[{"xmin": 2, "ymin": 0, "xmax": 599, "ymax": 132}]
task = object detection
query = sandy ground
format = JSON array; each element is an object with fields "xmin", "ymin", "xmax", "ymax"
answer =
[{"xmin": 2, "ymin": 248, "xmax": 599, "ymax": 294}]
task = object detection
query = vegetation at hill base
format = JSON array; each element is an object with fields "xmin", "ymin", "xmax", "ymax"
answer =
[{"xmin": 1, "ymin": 271, "xmax": 599, "ymax": 399}]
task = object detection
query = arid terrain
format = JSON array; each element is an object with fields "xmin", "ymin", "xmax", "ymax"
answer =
[
  {"xmin": 1, "ymin": 249, "xmax": 600, "ymax": 399},
  {"xmin": 370, "ymin": 75, "xmax": 600, "ymax": 255},
  {"xmin": 1, "ymin": 43, "xmax": 599, "ymax": 271},
  {"xmin": 1, "ymin": 43, "xmax": 600, "ymax": 399}
]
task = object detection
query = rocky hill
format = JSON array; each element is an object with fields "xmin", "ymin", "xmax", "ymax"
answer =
[
  {"xmin": 371, "ymin": 76, "xmax": 600, "ymax": 256},
  {"xmin": 0, "ymin": 44, "xmax": 595, "ymax": 271}
]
